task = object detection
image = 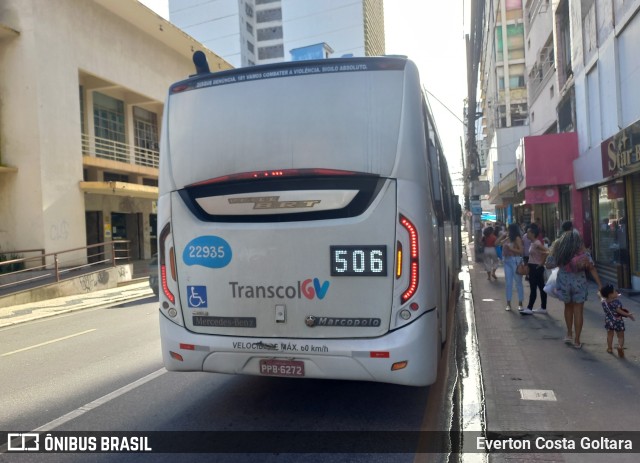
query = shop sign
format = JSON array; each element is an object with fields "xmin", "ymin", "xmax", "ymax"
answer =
[
  {"xmin": 601, "ymin": 120, "xmax": 640, "ymax": 178},
  {"xmin": 470, "ymin": 200, "xmax": 482, "ymax": 215},
  {"xmin": 524, "ymin": 186, "xmax": 558, "ymax": 204}
]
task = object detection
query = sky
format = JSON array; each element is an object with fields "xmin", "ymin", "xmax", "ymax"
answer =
[{"xmin": 140, "ymin": 0, "xmax": 469, "ymax": 191}]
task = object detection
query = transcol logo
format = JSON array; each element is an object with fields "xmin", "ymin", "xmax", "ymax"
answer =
[{"xmin": 229, "ymin": 278, "xmax": 330, "ymax": 300}]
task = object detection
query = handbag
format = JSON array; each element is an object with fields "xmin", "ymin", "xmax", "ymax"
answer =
[
  {"xmin": 516, "ymin": 260, "xmax": 529, "ymax": 276},
  {"xmin": 544, "ymin": 268, "xmax": 561, "ymax": 299}
]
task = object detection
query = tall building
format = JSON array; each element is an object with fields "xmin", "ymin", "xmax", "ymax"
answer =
[
  {"xmin": 473, "ymin": 0, "xmax": 640, "ymax": 289},
  {"xmin": 168, "ymin": 0, "xmax": 385, "ymax": 68},
  {"xmin": 0, "ymin": 0, "xmax": 229, "ymax": 267},
  {"xmin": 480, "ymin": 0, "xmax": 529, "ymax": 223},
  {"xmin": 567, "ymin": 0, "xmax": 640, "ymax": 289}
]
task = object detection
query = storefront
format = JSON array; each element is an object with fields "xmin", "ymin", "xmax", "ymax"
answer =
[
  {"xmin": 515, "ymin": 133, "xmax": 579, "ymax": 242},
  {"xmin": 488, "ymin": 169, "xmax": 521, "ymax": 224},
  {"xmin": 592, "ymin": 120, "xmax": 640, "ymax": 290}
]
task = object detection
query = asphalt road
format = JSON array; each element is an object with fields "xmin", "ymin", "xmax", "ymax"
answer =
[{"xmin": 0, "ymin": 296, "xmax": 445, "ymax": 463}]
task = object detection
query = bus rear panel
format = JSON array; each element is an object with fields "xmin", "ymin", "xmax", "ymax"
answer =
[{"xmin": 158, "ymin": 57, "xmax": 450, "ymax": 386}]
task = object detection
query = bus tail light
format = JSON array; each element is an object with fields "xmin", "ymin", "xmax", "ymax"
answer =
[
  {"xmin": 399, "ymin": 215, "xmax": 419, "ymax": 303},
  {"xmin": 396, "ymin": 241, "xmax": 403, "ymax": 279},
  {"xmin": 169, "ymin": 351, "xmax": 184, "ymax": 361},
  {"xmin": 159, "ymin": 223, "xmax": 176, "ymax": 304},
  {"xmin": 186, "ymin": 168, "xmax": 364, "ymax": 187},
  {"xmin": 391, "ymin": 361, "xmax": 408, "ymax": 371}
]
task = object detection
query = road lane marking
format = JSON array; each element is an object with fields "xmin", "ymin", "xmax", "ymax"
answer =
[
  {"xmin": 0, "ymin": 368, "xmax": 167, "ymax": 453},
  {"xmin": 1, "ymin": 329, "xmax": 97, "ymax": 357},
  {"xmin": 33, "ymin": 368, "xmax": 167, "ymax": 432}
]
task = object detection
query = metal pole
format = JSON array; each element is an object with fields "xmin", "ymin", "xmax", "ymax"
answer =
[{"xmin": 54, "ymin": 254, "xmax": 60, "ymax": 282}]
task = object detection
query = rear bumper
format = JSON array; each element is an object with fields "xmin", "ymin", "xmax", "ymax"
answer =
[{"xmin": 160, "ymin": 309, "xmax": 439, "ymax": 386}]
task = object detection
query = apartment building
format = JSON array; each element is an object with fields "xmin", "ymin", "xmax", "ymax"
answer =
[
  {"xmin": 477, "ymin": 0, "xmax": 640, "ymax": 289},
  {"xmin": 0, "ymin": 0, "xmax": 229, "ymax": 265},
  {"xmin": 567, "ymin": 0, "xmax": 640, "ymax": 289},
  {"xmin": 481, "ymin": 0, "xmax": 529, "ymax": 225},
  {"xmin": 168, "ymin": 0, "xmax": 385, "ymax": 68},
  {"xmin": 513, "ymin": 0, "xmax": 580, "ymax": 242}
]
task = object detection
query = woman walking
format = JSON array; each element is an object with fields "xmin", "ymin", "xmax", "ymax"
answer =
[
  {"xmin": 525, "ymin": 223, "xmax": 549, "ymax": 314},
  {"xmin": 482, "ymin": 226, "xmax": 498, "ymax": 280},
  {"xmin": 497, "ymin": 223, "xmax": 525, "ymax": 312},
  {"xmin": 547, "ymin": 231, "xmax": 602, "ymax": 348}
]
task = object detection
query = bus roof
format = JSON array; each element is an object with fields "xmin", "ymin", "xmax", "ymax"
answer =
[{"xmin": 169, "ymin": 56, "xmax": 409, "ymax": 95}]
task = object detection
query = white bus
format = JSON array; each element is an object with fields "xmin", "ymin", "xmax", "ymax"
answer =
[{"xmin": 157, "ymin": 54, "xmax": 461, "ymax": 386}]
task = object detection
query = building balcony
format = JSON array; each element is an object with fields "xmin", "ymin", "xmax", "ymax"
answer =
[{"xmin": 81, "ymin": 133, "xmax": 159, "ymax": 169}]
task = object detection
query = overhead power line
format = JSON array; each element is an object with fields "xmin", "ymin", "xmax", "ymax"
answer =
[{"xmin": 422, "ymin": 86, "xmax": 465, "ymax": 126}]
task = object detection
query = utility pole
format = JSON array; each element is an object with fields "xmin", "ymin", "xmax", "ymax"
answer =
[{"xmin": 465, "ymin": 0, "xmax": 486, "ymax": 261}]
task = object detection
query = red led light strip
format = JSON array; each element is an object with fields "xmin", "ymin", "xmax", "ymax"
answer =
[
  {"xmin": 161, "ymin": 265, "xmax": 175, "ymax": 304},
  {"xmin": 186, "ymin": 168, "xmax": 361, "ymax": 187},
  {"xmin": 159, "ymin": 223, "xmax": 176, "ymax": 304},
  {"xmin": 400, "ymin": 215, "xmax": 419, "ymax": 303}
]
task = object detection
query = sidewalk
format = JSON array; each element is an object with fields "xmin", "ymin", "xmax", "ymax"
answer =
[
  {"xmin": 468, "ymin": 241, "xmax": 639, "ymax": 462},
  {"xmin": 0, "ymin": 281, "xmax": 154, "ymax": 328}
]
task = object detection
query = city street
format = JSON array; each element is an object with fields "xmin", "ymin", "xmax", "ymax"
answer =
[
  {"xmin": 2, "ymin": 238, "xmax": 640, "ymax": 462},
  {"xmin": 0, "ymin": 297, "xmax": 447, "ymax": 463}
]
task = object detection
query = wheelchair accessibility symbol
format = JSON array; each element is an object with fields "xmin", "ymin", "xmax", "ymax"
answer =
[{"xmin": 187, "ymin": 286, "xmax": 207, "ymax": 308}]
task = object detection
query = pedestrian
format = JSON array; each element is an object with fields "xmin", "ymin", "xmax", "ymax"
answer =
[
  {"xmin": 522, "ymin": 225, "xmax": 532, "ymax": 281},
  {"xmin": 600, "ymin": 284, "xmax": 635, "ymax": 357},
  {"xmin": 482, "ymin": 226, "xmax": 498, "ymax": 280},
  {"xmin": 496, "ymin": 223, "xmax": 524, "ymax": 312},
  {"xmin": 522, "ymin": 225, "xmax": 531, "ymax": 263},
  {"xmin": 524, "ymin": 223, "xmax": 549, "ymax": 315},
  {"xmin": 547, "ymin": 231, "xmax": 603, "ymax": 349}
]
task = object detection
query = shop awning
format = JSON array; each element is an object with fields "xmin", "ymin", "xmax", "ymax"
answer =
[
  {"xmin": 515, "ymin": 132, "xmax": 578, "ymax": 204},
  {"xmin": 79, "ymin": 181, "xmax": 158, "ymax": 199}
]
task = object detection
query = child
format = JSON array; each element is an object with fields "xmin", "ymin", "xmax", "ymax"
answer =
[{"xmin": 600, "ymin": 284, "xmax": 635, "ymax": 357}]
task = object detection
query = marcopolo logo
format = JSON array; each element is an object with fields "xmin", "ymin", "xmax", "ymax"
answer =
[{"xmin": 229, "ymin": 278, "xmax": 330, "ymax": 300}]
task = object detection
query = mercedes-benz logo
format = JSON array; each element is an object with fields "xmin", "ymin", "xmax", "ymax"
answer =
[{"xmin": 305, "ymin": 315, "xmax": 316, "ymax": 327}]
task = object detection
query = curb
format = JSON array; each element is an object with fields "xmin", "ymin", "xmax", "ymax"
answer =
[{"xmin": 0, "ymin": 288, "xmax": 155, "ymax": 328}]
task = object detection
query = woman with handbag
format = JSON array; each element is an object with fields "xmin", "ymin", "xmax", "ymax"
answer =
[
  {"xmin": 524, "ymin": 223, "xmax": 549, "ymax": 315},
  {"xmin": 547, "ymin": 230, "xmax": 602, "ymax": 348},
  {"xmin": 496, "ymin": 223, "xmax": 525, "ymax": 312}
]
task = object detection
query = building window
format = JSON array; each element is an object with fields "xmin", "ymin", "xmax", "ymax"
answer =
[
  {"xmin": 496, "ymin": 23, "xmax": 525, "ymax": 61},
  {"xmin": 510, "ymin": 74, "xmax": 525, "ymax": 88},
  {"xmin": 632, "ymin": 173, "xmax": 640, "ymax": 275},
  {"xmin": 256, "ymin": 0, "xmax": 279, "ymax": 4},
  {"xmin": 595, "ymin": 180, "xmax": 628, "ymax": 266},
  {"xmin": 258, "ymin": 44, "xmax": 284, "ymax": 60},
  {"xmin": 557, "ymin": 90, "xmax": 574, "ymax": 132},
  {"xmin": 104, "ymin": 172, "xmax": 129, "ymax": 183},
  {"xmin": 257, "ymin": 26, "xmax": 283, "ymax": 41},
  {"xmin": 246, "ymin": 22, "xmax": 253, "ymax": 35},
  {"xmin": 247, "ymin": 59, "xmax": 255, "ymax": 66},
  {"xmin": 79, "ymin": 86, "xmax": 85, "ymax": 135},
  {"xmin": 133, "ymin": 106, "xmax": 159, "ymax": 167},
  {"xmin": 247, "ymin": 40, "xmax": 255, "ymax": 53},
  {"xmin": 257, "ymin": 8, "xmax": 282, "ymax": 23},
  {"xmin": 245, "ymin": 3, "xmax": 253, "ymax": 17},
  {"xmin": 93, "ymin": 92, "xmax": 126, "ymax": 161},
  {"xmin": 142, "ymin": 178, "xmax": 158, "ymax": 187}
]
